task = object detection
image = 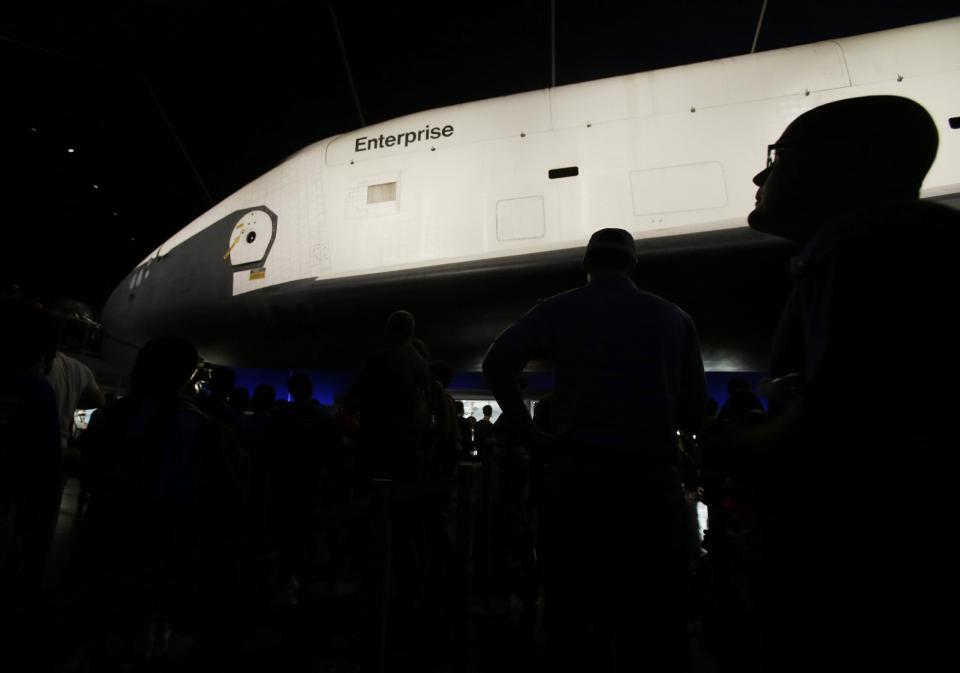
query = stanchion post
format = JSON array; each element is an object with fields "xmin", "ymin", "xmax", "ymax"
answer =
[
  {"xmin": 455, "ymin": 463, "xmax": 478, "ymax": 594},
  {"xmin": 452, "ymin": 462, "xmax": 479, "ymax": 664},
  {"xmin": 371, "ymin": 478, "xmax": 393, "ymax": 673}
]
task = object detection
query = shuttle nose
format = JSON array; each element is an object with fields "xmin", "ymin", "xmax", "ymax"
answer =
[{"xmin": 100, "ymin": 268, "xmax": 141, "ymax": 366}]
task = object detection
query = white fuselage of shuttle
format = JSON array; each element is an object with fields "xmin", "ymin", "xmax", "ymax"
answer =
[{"xmin": 108, "ymin": 18, "xmax": 960, "ymax": 369}]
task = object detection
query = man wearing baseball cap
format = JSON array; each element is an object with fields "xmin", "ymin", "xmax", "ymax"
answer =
[{"xmin": 483, "ymin": 227, "xmax": 706, "ymax": 672}]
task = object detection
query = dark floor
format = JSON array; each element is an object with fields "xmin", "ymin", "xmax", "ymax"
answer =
[{"xmin": 24, "ymin": 479, "xmax": 726, "ymax": 672}]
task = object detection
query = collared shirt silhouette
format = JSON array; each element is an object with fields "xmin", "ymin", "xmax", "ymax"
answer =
[{"xmin": 488, "ymin": 267, "xmax": 706, "ymax": 457}]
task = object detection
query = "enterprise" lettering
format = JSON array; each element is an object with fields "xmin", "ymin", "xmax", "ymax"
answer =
[{"xmin": 355, "ymin": 124, "xmax": 454, "ymax": 152}]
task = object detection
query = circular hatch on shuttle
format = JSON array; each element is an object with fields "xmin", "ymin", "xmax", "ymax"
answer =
[{"xmin": 225, "ymin": 209, "xmax": 275, "ymax": 269}]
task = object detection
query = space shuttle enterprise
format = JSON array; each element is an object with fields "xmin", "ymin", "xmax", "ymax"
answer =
[{"xmin": 103, "ymin": 18, "xmax": 960, "ymax": 373}]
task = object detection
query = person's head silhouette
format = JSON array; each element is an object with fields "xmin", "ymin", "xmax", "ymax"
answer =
[
  {"xmin": 749, "ymin": 96, "xmax": 938, "ymax": 243},
  {"xmin": 288, "ymin": 372, "xmax": 313, "ymax": 404},
  {"xmin": 386, "ymin": 310, "xmax": 416, "ymax": 345},
  {"xmin": 209, "ymin": 367, "xmax": 236, "ymax": 400},
  {"xmin": 728, "ymin": 376, "xmax": 751, "ymax": 394},
  {"xmin": 253, "ymin": 383, "xmax": 276, "ymax": 413},
  {"xmin": 230, "ymin": 386, "xmax": 250, "ymax": 411},
  {"xmin": 130, "ymin": 337, "xmax": 199, "ymax": 399},
  {"xmin": 583, "ymin": 228, "xmax": 637, "ymax": 278}
]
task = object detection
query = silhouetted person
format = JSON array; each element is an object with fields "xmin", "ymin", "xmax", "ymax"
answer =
[
  {"xmin": 245, "ymin": 384, "xmax": 276, "ymax": 536},
  {"xmin": 348, "ymin": 314, "xmax": 450, "ymax": 663},
  {"xmin": 488, "ymin": 378, "xmax": 537, "ymax": 620},
  {"xmin": 245, "ymin": 383, "xmax": 276, "ymax": 452},
  {"xmin": 427, "ymin": 360, "xmax": 460, "ymax": 478},
  {"xmin": 46, "ymin": 349, "xmax": 105, "ymax": 449},
  {"xmin": 0, "ymin": 300, "xmax": 61, "ymax": 607},
  {"xmin": 717, "ymin": 376, "xmax": 765, "ymax": 427},
  {"xmin": 32, "ymin": 332, "xmax": 107, "ymax": 601},
  {"xmin": 418, "ymin": 361, "xmax": 462, "ymax": 649},
  {"xmin": 267, "ymin": 373, "xmax": 342, "ymax": 589},
  {"xmin": 484, "ymin": 228, "xmax": 706, "ymax": 672},
  {"xmin": 454, "ymin": 400, "xmax": 473, "ymax": 456},
  {"xmin": 473, "ymin": 404, "xmax": 495, "ymax": 449},
  {"xmin": 251, "ymin": 383, "xmax": 276, "ymax": 415},
  {"xmin": 743, "ymin": 95, "xmax": 957, "ymax": 671},
  {"xmin": 79, "ymin": 337, "xmax": 242, "ymax": 666},
  {"xmin": 347, "ymin": 310, "xmax": 432, "ymax": 481}
]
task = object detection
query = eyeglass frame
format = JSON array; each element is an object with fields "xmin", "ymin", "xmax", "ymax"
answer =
[
  {"xmin": 767, "ymin": 137, "xmax": 839, "ymax": 168},
  {"xmin": 766, "ymin": 142, "xmax": 790, "ymax": 168}
]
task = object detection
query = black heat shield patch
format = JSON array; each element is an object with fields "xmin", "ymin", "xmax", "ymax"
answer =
[{"xmin": 222, "ymin": 206, "xmax": 278, "ymax": 272}]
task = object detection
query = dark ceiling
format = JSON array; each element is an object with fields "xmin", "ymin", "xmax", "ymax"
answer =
[{"xmin": 4, "ymin": 0, "xmax": 958, "ymax": 309}]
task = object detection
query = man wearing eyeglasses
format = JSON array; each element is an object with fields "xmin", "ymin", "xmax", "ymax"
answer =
[{"xmin": 742, "ymin": 96, "xmax": 958, "ymax": 671}]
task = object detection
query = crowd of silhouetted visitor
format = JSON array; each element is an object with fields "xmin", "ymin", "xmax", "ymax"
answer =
[
  {"xmin": 2, "ymin": 96, "xmax": 957, "ymax": 672},
  {"xmin": 0, "ymin": 303, "xmax": 546, "ymax": 672}
]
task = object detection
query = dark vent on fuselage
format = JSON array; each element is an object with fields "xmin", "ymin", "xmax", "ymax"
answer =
[{"xmin": 548, "ymin": 166, "xmax": 579, "ymax": 179}]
